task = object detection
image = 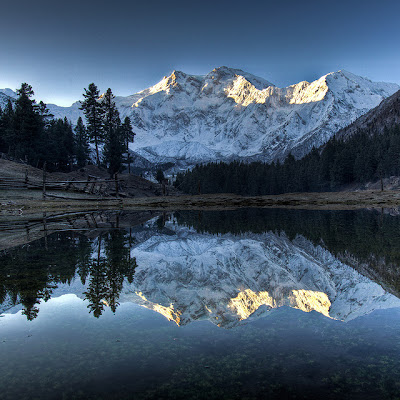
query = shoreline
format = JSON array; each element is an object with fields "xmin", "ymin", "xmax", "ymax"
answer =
[{"xmin": 2, "ymin": 190, "xmax": 400, "ymax": 214}]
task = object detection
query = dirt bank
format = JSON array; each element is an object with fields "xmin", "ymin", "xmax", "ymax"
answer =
[{"xmin": 2, "ymin": 190, "xmax": 400, "ymax": 215}]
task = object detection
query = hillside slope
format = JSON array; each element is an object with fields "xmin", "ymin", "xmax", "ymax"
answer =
[{"xmin": 336, "ymin": 89, "xmax": 400, "ymax": 140}]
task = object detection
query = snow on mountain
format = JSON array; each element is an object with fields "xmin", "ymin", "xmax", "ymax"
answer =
[
  {"xmin": 2, "ymin": 67, "xmax": 398, "ymax": 165},
  {"xmin": 116, "ymin": 67, "xmax": 398, "ymax": 164},
  {"xmin": 0, "ymin": 88, "xmax": 17, "ymax": 99},
  {"xmin": 0, "ymin": 88, "xmax": 17, "ymax": 109},
  {"xmin": 135, "ymin": 140, "xmax": 222, "ymax": 164},
  {"xmin": 335, "ymin": 88, "xmax": 400, "ymax": 140},
  {"xmin": 46, "ymin": 101, "xmax": 82, "ymax": 123}
]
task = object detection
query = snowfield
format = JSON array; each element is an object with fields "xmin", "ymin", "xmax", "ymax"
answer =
[{"xmin": 1, "ymin": 66, "xmax": 398, "ymax": 166}]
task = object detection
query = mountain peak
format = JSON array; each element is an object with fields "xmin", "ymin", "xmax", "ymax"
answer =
[
  {"xmin": 207, "ymin": 66, "xmax": 274, "ymax": 90},
  {"xmin": 211, "ymin": 65, "xmax": 246, "ymax": 76},
  {"xmin": 169, "ymin": 70, "xmax": 187, "ymax": 80},
  {"xmin": 0, "ymin": 88, "xmax": 17, "ymax": 99},
  {"xmin": 322, "ymin": 69, "xmax": 399, "ymax": 101},
  {"xmin": 41, "ymin": 68, "xmax": 399, "ymax": 167}
]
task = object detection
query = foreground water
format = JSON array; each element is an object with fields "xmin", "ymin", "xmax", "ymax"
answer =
[{"xmin": 1, "ymin": 209, "xmax": 400, "ymax": 399}]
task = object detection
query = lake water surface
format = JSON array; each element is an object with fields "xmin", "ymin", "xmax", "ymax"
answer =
[{"xmin": 1, "ymin": 209, "xmax": 400, "ymax": 399}]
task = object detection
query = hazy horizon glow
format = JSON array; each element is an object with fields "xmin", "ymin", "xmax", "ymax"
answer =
[{"xmin": 1, "ymin": 0, "xmax": 400, "ymax": 106}]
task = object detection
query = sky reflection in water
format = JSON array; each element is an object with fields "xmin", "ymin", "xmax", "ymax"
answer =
[{"xmin": 1, "ymin": 209, "xmax": 400, "ymax": 399}]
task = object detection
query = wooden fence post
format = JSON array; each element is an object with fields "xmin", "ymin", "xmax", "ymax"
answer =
[
  {"xmin": 90, "ymin": 177, "xmax": 96, "ymax": 194},
  {"xmin": 42, "ymin": 162, "xmax": 47, "ymax": 200},
  {"xmin": 84, "ymin": 176, "xmax": 91, "ymax": 192},
  {"xmin": 43, "ymin": 212, "xmax": 48, "ymax": 250},
  {"xmin": 114, "ymin": 173, "xmax": 119, "ymax": 196}
]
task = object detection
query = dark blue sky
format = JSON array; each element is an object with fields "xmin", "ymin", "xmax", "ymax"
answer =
[{"xmin": 1, "ymin": 0, "xmax": 399, "ymax": 105}]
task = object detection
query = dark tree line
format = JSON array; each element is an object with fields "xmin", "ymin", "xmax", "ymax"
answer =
[
  {"xmin": 0, "ymin": 82, "xmax": 135, "ymax": 174},
  {"xmin": 175, "ymin": 124, "xmax": 400, "ymax": 195}
]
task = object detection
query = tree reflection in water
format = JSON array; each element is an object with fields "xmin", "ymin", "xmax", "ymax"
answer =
[
  {"xmin": 84, "ymin": 230, "xmax": 137, "ymax": 318},
  {"xmin": 0, "ymin": 229, "xmax": 137, "ymax": 320}
]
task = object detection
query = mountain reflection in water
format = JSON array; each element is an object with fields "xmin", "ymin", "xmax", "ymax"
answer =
[
  {"xmin": 1, "ymin": 209, "xmax": 400, "ymax": 325},
  {"xmin": 2, "ymin": 209, "xmax": 400, "ymax": 400}
]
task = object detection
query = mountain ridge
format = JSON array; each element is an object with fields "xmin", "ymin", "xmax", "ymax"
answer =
[
  {"xmin": 1, "ymin": 67, "xmax": 398, "ymax": 166},
  {"xmin": 335, "ymin": 88, "xmax": 400, "ymax": 140}
]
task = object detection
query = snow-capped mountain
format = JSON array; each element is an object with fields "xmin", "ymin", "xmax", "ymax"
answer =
[
  {"xmin": 0, "ymin": 88, "xmax": 17, "ymax": 108},
  {"xmin": 1, "ymin": 67, "xmax": 398, "ymax": 165}
]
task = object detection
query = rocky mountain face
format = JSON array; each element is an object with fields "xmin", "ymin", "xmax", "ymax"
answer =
[
  {"xmin": 336, "ymin": 88, "xmax": 400, "ymax": 140},
  {"xmin": 119, "ymin": 67, "xmax": 398, "ymax": 165},
  {"xmin": 1, "ymin": 67, "xmax": 398, "ymax": 166}
]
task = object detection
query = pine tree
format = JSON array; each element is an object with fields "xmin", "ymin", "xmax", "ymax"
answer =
[
  {"xmin": 0, "ymin": 99, "xmax": 16, "ymax": 154},
  {"xmin": 80, "ymin": 83, "xmax": 104, "ymax": 166},
  {"xmin": 37, "ymin": 101, "xmax": 53, "ymax": 128},
  {"xmin": 102, "ymin": 88, "xmax": 124, "ymax": 175},
  {"xmin": 43, "ymin": 118, "xmax": 74, "ymax": 171},
  {"xmin": 74, "ymin": 117, "xmax": 90, "ymax": 167},
  {"xmin": 156, "ymin": 168, "xmax": 165, "ymax": 183},
  {"xmin": 63, "ymin": 117, "xmax": 75, "ymax": 170},
  {"xmin": 13, "ymin": 83, "xmax": 43, "ymax": 164},
  {"xmin": 121, "ymin": 116, "xmax": 135, "ymax": 151},
  {"xmin": 121, "ymin": 116, "xmax": 135, "ymax": 173}
]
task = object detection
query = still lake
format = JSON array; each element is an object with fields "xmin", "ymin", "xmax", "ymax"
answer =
[{"xmin": 1, "ymin": 208, "xmax": 400, "ymax": 399}]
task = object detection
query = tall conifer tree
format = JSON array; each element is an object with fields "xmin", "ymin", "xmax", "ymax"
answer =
[
  {"xmin": 121, "ymin": 116, "xmax": 135, "ymax": 173},
  {"xmin": 80, "ymin": 83, "xmax": 104, "ymax": 166},
  {"xmin": 0, "ymin": 100, "xmax": 15, "ymax": 153},
  {"xmin": 102, "ymin": 88, "xmax": 124, "ymax": 175},
  {"xmin": 74, "ymin": 117, "xmax": 90, "ymax": 167},
  {"xmin": 13, "ymin": 83, "xmax": 43, "ymax": 164}
]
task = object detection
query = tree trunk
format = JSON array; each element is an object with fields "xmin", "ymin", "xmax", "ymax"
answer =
[{"xmin": 95, "ymin": 136, "xmax": 99, "ymax": 166}]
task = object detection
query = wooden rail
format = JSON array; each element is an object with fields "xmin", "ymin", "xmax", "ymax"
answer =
[{"xmin": 0, "ymin": 171, "xmax": 120, "ymax": 198}]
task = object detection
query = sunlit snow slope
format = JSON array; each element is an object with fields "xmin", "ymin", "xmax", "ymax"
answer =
[{"xmin": 2, "ymin": 67, "xmax": 398, "ymax": 164}]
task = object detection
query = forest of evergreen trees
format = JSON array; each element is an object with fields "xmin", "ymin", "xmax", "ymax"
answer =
[
  {"xmin": 175, "ymin": 124, "xmax": 400, "ymax": 195},
  {"xmin": 0, "ymin": 83, "xmax": 135, "ymax": 174}
]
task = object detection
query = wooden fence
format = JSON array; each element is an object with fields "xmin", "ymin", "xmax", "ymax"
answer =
[{"xmin": 0, "ymin": 168, "xmax": 121, "ymax": 199}]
